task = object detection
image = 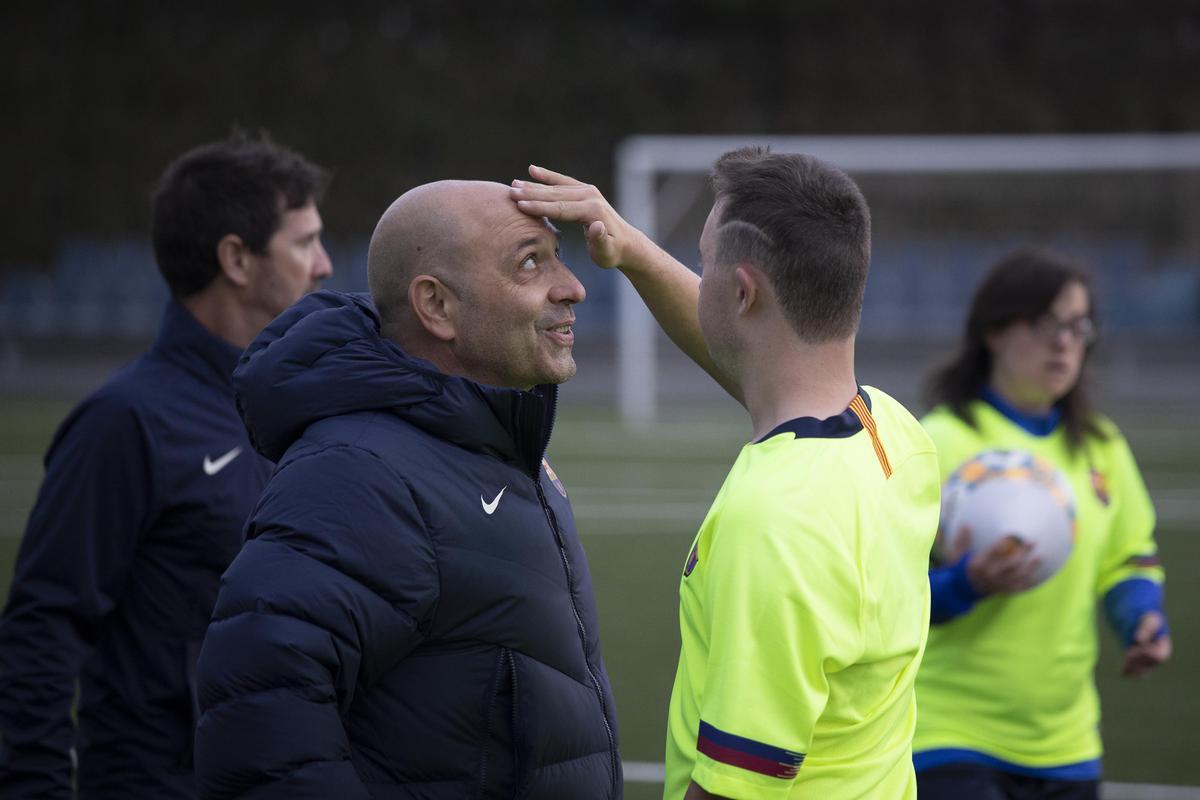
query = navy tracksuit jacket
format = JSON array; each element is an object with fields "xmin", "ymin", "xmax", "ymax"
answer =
[
  {"xmin": 0, "ymin": 301, "xmax": 271, "ymax": 798},
  {"xmin": 195, "ymin": 291, "xmax": 622, "ymax": 799}
]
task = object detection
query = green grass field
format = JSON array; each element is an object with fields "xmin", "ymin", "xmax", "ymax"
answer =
[{"xmin": 1, "ymin": 398, "xmax": 1196, "ymax": 796}]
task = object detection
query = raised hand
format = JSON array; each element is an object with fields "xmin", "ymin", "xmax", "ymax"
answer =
[
  {"xmin": 511, "ymin": 164, "xmax": 743, "ymax": 402},
  {"xmin": 510, "ymin": 165, "xmax": 651, "ymax": 272}
]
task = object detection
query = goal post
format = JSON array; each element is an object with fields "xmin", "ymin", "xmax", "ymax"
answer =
[{"xmin": 612, "ymin": 133, "xmax": 1200, "ymax": 427}]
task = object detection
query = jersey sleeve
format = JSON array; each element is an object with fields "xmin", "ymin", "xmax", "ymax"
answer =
[
  {"xmin": 690, "ymin": 509, "xmax": 862, "ymax": 800},
  {"xmin": 928, "ymin": 555, "xmax": 984, "ymax": 624},
  {"xmin": 1093, "ymin": 428, "xmax": 1163, "ymax": 597},
  {"xmin": 194, "ymin": 445, "xmax": 439, "ymax": 799},
  {"xmin": 0, "ymin": 396, "xmax": 156, "ymax": 798}
]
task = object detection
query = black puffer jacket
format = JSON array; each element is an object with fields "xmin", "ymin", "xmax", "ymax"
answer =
[{"xmin": 194, "ymin": 291, "xmax": 621, "ymax": 799}]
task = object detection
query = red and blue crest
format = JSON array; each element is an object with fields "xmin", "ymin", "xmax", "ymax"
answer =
[
  {"xmin": 683, "ymin": 540, "xmax": 700, "ymax": 577},
  {"xmin": 1090, "ymin": 469, "xmax": 1110, "ymax": 506},
  {"xmin": 542, "ymin": 457, "xmax": 567, "ymax": 498}
]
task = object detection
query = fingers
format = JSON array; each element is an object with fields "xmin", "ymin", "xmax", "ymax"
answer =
[
  {"xmin": 991, "ymin": 548, "xmax": 1039, "ymax": 592},
  {"xmin": 511, "ymin": 197, "xmax": 595, "ymax": 223},
  {"xmin": 1005, "ymin": 555, "xmax": 1042, "ymax": 591},
  {"xmin": 512, "ymin": 179, "xmax": 598, "ymax": 201},
  {"xmin": 966, "ymin": 535, "xmax": 1039, "ymax": 594},
  {"xmin": 527, "ymin": 164, "xmax": 584, "ymax": 186},
  {"xmin": 994, "ymin": 535, "xmax": 1024, "ymax": 558},
  {"xmin": 978, "ymin": 535, "xmax": 1028, "ymax": 568},
  {"xmin": 1122, "ymin": 632, "xmax": 1171, "ymax": 677},
  {"xmin": 1133, "ymin": 611, "xmax": 1164, "ymax": 644},
  {"xmin": 1122, "ymin": 649, "xmax": 1149, "ymax": 677},
  {"xmin": 510, "ymin": 179, "xmax": 608, "ymax": 224},
  {"xmin": 957, "ymin": 525, "xmax": 972, "ymax": 550},
  {"xmin": 509, "ymin": 169, "xmax": 645, "ymax": 272},
  {"xmin": 1149, "ymin": 635, "xmax": 1172, "ymax": 663},
  {"xmin": 1122, "ymin": 646, "xmax": 1158, "ymax": 677}
]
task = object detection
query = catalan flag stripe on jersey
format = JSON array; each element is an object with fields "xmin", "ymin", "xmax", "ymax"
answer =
[
  {"xmin": 848, "ymin": 394, "xmax": 892, "ymax": 478},
  {"xmin": 696, "ymin": 721, "xmax": 804, "ymax": 779}
]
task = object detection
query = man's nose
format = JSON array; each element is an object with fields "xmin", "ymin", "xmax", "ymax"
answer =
[
  {"xmin": 551, "ymin": 263, "xmax": 586, "ymax": 305},
  {"xmin": 314, "ymin": 242, "xmax": 333, "ymax": 280}
]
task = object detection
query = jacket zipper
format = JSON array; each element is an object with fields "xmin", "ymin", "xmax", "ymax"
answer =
[{"xmin": 534, "ymin": 478, "xmax": 618, "ymax": 797}]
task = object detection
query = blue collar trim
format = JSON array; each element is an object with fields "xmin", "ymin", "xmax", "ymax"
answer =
[
  {"xmin": 756, "ymin": 388, "xmax": 870, "ymax": 443},
  {"xmin": 981, "ymin": 385, "xmax": 1061, "ymax": 437}
]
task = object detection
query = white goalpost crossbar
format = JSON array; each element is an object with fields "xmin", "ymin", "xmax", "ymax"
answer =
[{"xmin": 612, "ymin": 133, "xmax": 1200, "ymax": 426}]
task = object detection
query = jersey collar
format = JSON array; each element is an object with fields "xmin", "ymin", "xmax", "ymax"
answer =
[
  {"xmin": 980, "ymin": 385, "xmax": 1061, "ymax": 437},
  {"xmin": 755, "ymin": 387, "xmax": 871, "ymax": 443}
]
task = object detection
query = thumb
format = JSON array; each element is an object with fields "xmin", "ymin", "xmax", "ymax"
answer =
[
  {"xmin": 958, "ymin": 525, "xmax": 973, "ymax": 551},
  {"xmin": 1135, "ymin": 611, "xmax": 1164, "ymax": 644},
  {"xmin": 946, "ymin": 525, "xmax": 972, "ymax": 563},
  {"xmin": 585, "ymin": 220, "xmax": 608, "ymax": 245},
  {"xmin": 585, "ymin": 220, "xmax": 621, "ymax": 268}
]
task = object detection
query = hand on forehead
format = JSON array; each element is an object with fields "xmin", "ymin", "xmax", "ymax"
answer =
[{"xmin": 369, "ymin": 181, "xmax": 558, "ymax": 309}]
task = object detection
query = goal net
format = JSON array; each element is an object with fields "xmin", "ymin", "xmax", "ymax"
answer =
[{"xmin": 612, "ymin": 134, "xmax": 1200, "ymax": 426}]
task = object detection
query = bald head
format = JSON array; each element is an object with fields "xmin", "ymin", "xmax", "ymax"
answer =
[
  {"xmin": 368, "ymin": 180, "xmax": 512, "ymax": 332},
  {"xmin": 366, "ymin": 178, "xmax": 582, "ymax": 388}
]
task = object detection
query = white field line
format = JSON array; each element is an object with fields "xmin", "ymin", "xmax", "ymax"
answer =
[
  {"xmin": 623, "ymin": 760, "xmax": 665, "ymax": 782},
  {"xmin": 0, "ymin": 478, "xmax": 1196, "ymax": 535},
  {"xmin": 1101, "ymin": 785, "xmax": 1200, "ymax": 800},
  {"xmin": 620, "ymin": 761, "xmax": 1200, "ymax": 798}
]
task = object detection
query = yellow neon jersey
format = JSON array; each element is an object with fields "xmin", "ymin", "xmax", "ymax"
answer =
[
  {"xmin": 664, "ymin": 387, "xmax": 940, "ymax": 800},
  {"xmin": 915, "ymin": 401, "xmax": 1162, "ymax": 770}
]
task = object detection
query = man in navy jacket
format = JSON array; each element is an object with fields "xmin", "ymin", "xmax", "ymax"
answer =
[
  {"xmin": 0, "ymin": 135, "xmax": 332, "ymax": 799},
  {"xmin": 194, "ymin": 181, "xmax": 621, "ymax": 799}
]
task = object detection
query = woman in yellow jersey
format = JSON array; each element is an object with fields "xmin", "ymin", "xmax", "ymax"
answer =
[{"xmin": 914, "ymin": 248, "xmax": 1171, "ymax": 800}]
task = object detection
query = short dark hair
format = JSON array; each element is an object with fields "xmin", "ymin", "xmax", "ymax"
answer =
[
  {"xmin": 151, "ymin": 132, "xmax": 329, "ymax": 297},
  {"xmin": 710, "ymin": 147, "xmax": 871, "ymax": 342},
  {"xmin": 923, "ymin": 247, "xmax": 1104, "ymax": 450}
]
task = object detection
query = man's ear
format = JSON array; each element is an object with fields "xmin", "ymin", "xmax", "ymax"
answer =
[
  {"xmin": 216, "ymin": 233, "xmax": 252, "ymax": 288},
  {"xmin": 734, "ymin": 264, "xmax": 761, "ymax": 315},
  {"xmin": 408, "ymin": 274, "xmax": 458, "ymax": 342}
]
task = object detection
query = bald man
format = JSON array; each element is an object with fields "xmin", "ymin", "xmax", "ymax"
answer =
[{"xmin": 193, "ymin": 182, "xmax": 621, "ymax": 800}]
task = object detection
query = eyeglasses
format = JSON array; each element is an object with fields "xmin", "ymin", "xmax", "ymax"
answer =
[{"xmin": 1031, "ymin": 314, "xmax": 1097, "ymax": 345}]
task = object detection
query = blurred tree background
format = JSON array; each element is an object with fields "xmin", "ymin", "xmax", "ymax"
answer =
[{"xmin": 4, "ymin": 0, "xmax": 1200, "ymax": 274}]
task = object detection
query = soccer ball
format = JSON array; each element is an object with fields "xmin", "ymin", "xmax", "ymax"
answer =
[{"xmin": 937, "ymin": 449, "xmax": 1077, "ymax": 587}]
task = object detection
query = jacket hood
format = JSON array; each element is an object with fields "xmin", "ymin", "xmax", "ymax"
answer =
[{"xmin": 234, "ymin": 290, "xmax": 557, "ymax": 470}]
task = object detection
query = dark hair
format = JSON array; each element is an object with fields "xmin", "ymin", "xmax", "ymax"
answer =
[
  {"xmin": 151, "ymin": 132, "xmax": 329, "ymax": 297},
  {"xmin": 923, "ymin": 247, "xmax": 1104, "ymax": 450},
  {"xmin": 709, "ymin": 146, "xmax": 871, "ymax": 342}
]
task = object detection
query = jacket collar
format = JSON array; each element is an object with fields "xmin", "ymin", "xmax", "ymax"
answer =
[
  {"xmin": 234, "ymin": 290, "xmax": 558, "ymax": 474},
  {"xmin": 151, "ymin": 299, "xmax": 242, "ymax": 390}
]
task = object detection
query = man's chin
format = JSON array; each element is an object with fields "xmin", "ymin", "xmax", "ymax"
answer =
[{"xmin": 539, "ymin": 357, "xmax": 577, "ymax": 386}]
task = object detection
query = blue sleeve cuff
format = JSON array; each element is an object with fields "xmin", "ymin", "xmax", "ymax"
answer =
[
  {"xmin": 929, "ymin": 554, "xmax": 984, "ymax": 625},
  {"xmin": 1104, "ymin": 577, "xmax": 1168, "ymax": 647}
]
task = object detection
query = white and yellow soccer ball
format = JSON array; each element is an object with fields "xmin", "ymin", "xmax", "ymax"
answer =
[{"xmin": 937, "ymin": 449, "xmax": 1077, "ymax": 586}]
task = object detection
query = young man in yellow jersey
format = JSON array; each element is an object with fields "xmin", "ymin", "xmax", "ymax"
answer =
[{"xmin": 512, "ymin": 148, "xmax": 941, "ymax": 799}]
